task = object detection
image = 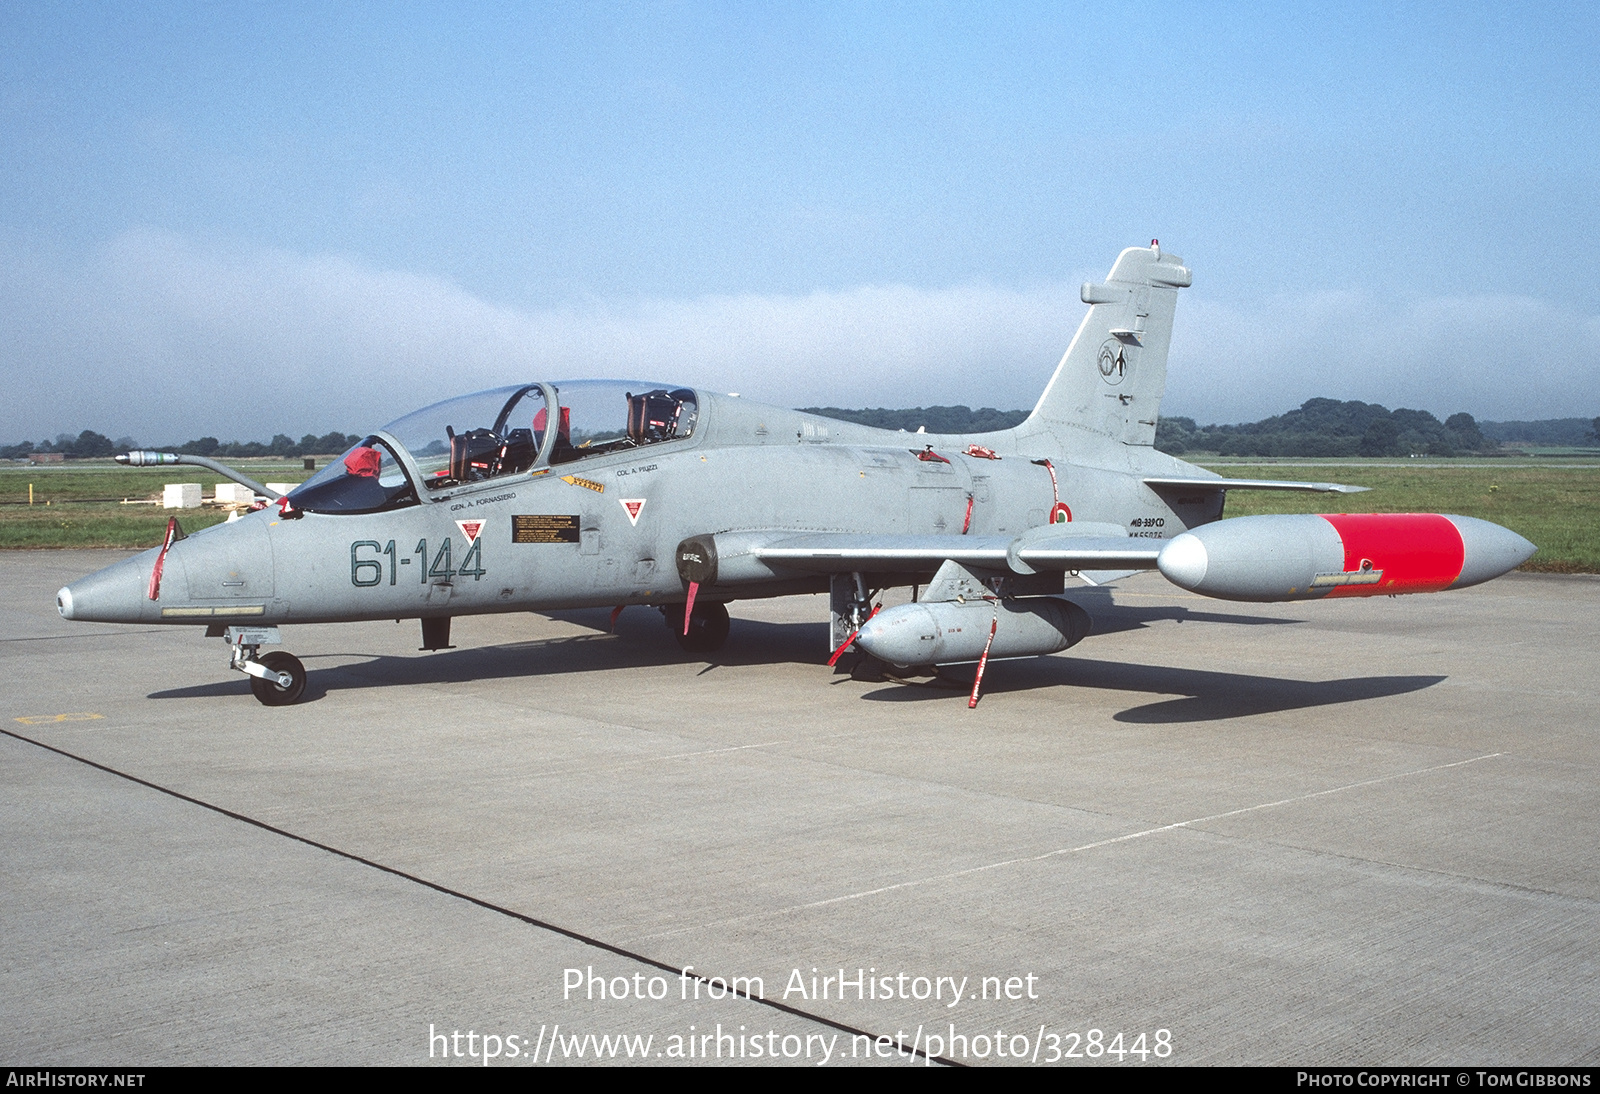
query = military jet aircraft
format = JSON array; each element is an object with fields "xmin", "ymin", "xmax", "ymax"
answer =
[{"xmin": 57, "ymin": 242, "xmax": 1536, "ymax": 706}]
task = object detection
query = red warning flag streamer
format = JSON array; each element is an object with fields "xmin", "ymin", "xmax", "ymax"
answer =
[
  {"xmin": 683, "ymin": 581, "xmax": 699, "ymax": 635},
  {"xmin": 962, "ymin": 493, "xmax": 974, "ymax": 535},
  {"xmin": 827, "ymin": 603, "xmax": 882, "ymax": 667},
  {"xmin": 967, "ymin": 600, "xmax": 1001, "ymax": 709},
  {"xmin": 609, "ymin": 605, "xmax": 625, "ymax": 632},
  {"xmin": 147, "ymin": 516, "xmax": 181, "ymax": 601}
]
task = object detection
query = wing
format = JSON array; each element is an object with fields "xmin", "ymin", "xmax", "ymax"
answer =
[{"xmin": 748, "ymin": 525, "xmax": 1160, "ymax": 575}]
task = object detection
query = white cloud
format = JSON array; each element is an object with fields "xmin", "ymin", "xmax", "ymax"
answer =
[
  {"xmin": 1168, "ymin": 289, "xmax": 1600, "ymax": 424},
  {"xmin": 0, "ymin": 229, "xmax": 1078, "ymax": 441},
  {"xmin": 2, "ymin": 229, "xmax": 1596, "ymax": 443}
]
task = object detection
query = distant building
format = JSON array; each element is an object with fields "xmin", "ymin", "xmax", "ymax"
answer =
[{"xmin": 26, "ymin": 452, "xmax": 64, "ymax": 464}]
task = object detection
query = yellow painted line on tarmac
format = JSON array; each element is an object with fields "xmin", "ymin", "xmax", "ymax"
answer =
[{"xmin": 13, "ymin": 712, "xmax": 104, "ymax": 725}]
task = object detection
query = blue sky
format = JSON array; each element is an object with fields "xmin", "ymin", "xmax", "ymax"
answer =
[{"xmin": 3, "ymin": 3, "xmax": 1597, "ymax": 441}]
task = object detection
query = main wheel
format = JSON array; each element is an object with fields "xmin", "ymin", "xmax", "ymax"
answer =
[
  {"xmin": 667, "ymin": 600, "xmax": 730, "ymax": 654},
  {"xmin": 250, "ymin": 651, "xmax": 307, "ymax": 706}
]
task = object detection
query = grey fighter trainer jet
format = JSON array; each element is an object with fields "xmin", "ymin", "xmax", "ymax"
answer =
[{"xmin": 57, "ymin": 242, "xmax": 1536, "ymax": 706}]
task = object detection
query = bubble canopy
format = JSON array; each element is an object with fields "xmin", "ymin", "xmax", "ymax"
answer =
[{"xmin": 287, "ymin": 381, "xmax": 698, "ymax": 514}]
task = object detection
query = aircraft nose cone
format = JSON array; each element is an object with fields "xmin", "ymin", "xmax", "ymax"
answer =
[
  {"xmin": 58, "ymin": 550, "xmax": 157, "ymax": 624},
  {"xmin": 1447, "ymin": 515, "xmax": 1537, "ymax": 588},
  {"xmin": 1156, "ymin": 532, "xmax": 1209, "ymax": 590}
]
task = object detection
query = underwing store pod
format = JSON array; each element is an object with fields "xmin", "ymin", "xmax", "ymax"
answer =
[{"xmin": 855, "ymin": 597, "xmax": 1090, "ymax": 667}]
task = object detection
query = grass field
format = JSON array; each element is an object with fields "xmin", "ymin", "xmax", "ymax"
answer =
[
  {"xmin": 0, "ymin": 461, "xmax": 314, "ymax": 549},
  {"xmin": 4, "ymin": 457, "xmax": 1597, "ymax": 571}
]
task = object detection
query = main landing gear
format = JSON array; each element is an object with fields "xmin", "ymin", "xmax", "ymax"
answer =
[
  {"xmin": 663, "ymin": 599, "xmax": 730, "ymax": 654},
  {"xmin": 216, "ymin": 625, "xmax": 307, "ymax": 705}
]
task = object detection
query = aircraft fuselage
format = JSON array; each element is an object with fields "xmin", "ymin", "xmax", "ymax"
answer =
[{"xmin": 59, "ymin": 392, "xmax": 1219, "ymax": 628}]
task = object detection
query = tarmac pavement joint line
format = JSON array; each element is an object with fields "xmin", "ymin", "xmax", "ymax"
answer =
[
  {"xmin": 630, "ymin": 751, "xmax": 1506, "ymax": 943},
  {"xmin": 0, "ymin": 723, "xmax": 964, "ymax": 1068},
  {"xmin": 1176, "ymin": 820, "xmax": 1600, "ymax": 910}
]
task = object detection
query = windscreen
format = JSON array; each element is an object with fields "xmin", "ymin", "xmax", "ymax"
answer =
[{"xmin": 286, "ymin": 437, "xmax": 415, "ymax": 514}]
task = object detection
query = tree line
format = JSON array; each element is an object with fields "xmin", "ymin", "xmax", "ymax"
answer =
[
  {"xmin": 807, "ymin": 400, "xmax": 1600, "ymax": 457},
  {"xmin": 1154, "ymin": 399, "xmax": 1495, "ymax": 457},
  {"xmin": 1, "ymin": 430, "xmax": 363, "ymax": 461},
  {"xmin": 6, "ymin": 403, "xmax": 1598, "ymax": 462}
]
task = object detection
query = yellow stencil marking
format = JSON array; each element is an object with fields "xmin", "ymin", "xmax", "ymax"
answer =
[
  {"xmin": 14, "ymin": 712, "xmax": 104, "ymax": 725},
  {"xmin": 560, "ymin": 475, "xmax": 606, "ymax": 494}
]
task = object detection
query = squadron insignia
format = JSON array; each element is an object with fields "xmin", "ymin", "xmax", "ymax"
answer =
[{"xmin": 1097, "ymin": 339, "xmax": 1129, "ymax": 386}]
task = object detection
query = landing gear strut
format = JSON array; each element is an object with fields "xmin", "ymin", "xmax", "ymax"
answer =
[
  {"xmin": 828, "ymin": 572, "xmax": 882, "ymax": 671},
  {"xmin": 829, "ymin": 572, "xmax": 876, "ymax": 653},
  {"xmin": 664, "ymin": 599, "xmax": 730, "ymax": 654},
  {"xmin": 221, "ymin": 626, "xmax": 307, "ymax": 706}
]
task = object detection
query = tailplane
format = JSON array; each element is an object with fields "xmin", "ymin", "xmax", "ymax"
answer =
[{"xmin": 1021, "ymin": 242, "xmax": 1192, "ymax": 446}]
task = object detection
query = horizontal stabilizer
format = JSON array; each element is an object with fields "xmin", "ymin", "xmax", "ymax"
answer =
[{"xmin": 1144, "ymin": 477, "xmax": 1370, "ymax": 495}]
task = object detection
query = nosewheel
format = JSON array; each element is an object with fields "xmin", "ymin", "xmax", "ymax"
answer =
[
  {"xmin": 249, "ymin": 651, "xmax": 307, "ymax": 706},
  {"xmin": 665, "ymin": 600, "xmax": 730, "ymax": 654}
]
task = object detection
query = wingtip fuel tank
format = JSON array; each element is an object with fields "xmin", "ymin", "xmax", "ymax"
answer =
[{"xmin": 1156, "ymin": 513, "xmax": 1536, "ymax": 602}]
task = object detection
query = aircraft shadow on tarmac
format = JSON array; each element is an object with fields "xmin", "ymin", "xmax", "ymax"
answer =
[
  {"xmin": 145, "ymin": 608, "xmax": 831, "ymax": 704},
  {"xmin": 858, "ymin": 658, "xmax": 1446, "ymax": 723},
  {"xmin": 145, "ymin": 603, "xmax": 1441, "ymax": 722}
]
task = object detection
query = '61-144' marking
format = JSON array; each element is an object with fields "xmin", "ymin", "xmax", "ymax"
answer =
[{"xmin": 351, "ymin": 538, "xmax": 485, "ymax": 587}]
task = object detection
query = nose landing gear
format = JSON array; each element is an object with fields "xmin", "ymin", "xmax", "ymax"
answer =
[
  {"xmin": 221, "ymin": 626, "xmax": 307, "ymax": 705},
  {"xmin": 246, "ymin": 651, "xmax": 307, "ymax": 706}
]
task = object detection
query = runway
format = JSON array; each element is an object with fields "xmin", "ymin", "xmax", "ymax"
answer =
[{"xmin": 4, "ymin": 550, "xmax": 1598, "ymax": 1066}]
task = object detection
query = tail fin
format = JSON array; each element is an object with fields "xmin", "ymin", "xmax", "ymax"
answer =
[{"xmin": 1022, "ymin": 242, "xmax": 1192, "ymax": 446}]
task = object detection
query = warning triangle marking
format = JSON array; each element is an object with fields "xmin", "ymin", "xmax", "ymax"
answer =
[
  {"xmin": 619, "ymin": 498, "xmax": 646, "ymax": 526},
  {"xmin": 455, "ymin": 519, "xmax": 485, "ymax": 544}
]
